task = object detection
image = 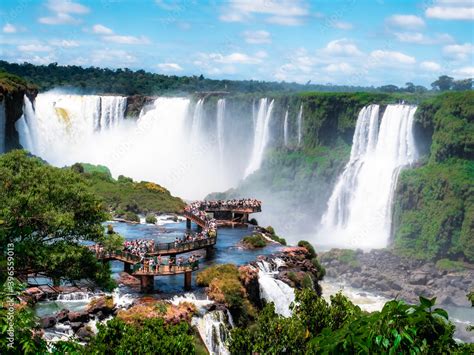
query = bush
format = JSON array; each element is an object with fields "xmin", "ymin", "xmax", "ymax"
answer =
[
  {"xmin": 145, "ymin": 213, "xmax": 157, "ymax": 224},
  {"xmin": 242, "ymin": 234, "xmax": 267, "ymax": 248},
  {"xmin": 435, "ymin": 258, "xmax": 465, "ymax": 272},
  {"xmin": 124, "ymin": 211, "xmax": 140, "ymax": 223},
  {"xmin": 265, "ymin": 225, "xmax": 275, "ymax": 235},
  {"xmin": 298, "ymin": 240, "xmax": 316, "ymax": 259},
  {"xmin": 311, "ymin": 257, "xmax": 326, "ymax": 280}
]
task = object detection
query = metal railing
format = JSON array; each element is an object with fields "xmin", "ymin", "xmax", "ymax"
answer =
[
  {"xmin": 152, "ymin": 236, "xmax": 216, "ymax": 253},
  {"xmin": 132, "ymin": 260, "xmax": 199, "ymax": 275}
]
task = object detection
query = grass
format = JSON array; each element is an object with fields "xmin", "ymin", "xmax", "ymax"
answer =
[{"xmin": 435, "ymin": 259, "xmax": 466, "ymax": 272}]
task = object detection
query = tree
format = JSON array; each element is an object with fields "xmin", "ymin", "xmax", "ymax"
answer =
[
  {"xmin": 405, "ymin": 82, "xmax": 415, "ymax": 93},
  {"xmin": 0, "ymin": 150, "xmax": 112, "ymax": 287},
  {"xmin": 452, "ymin": 78, "xmax": 472, "ymax": 91},
  {"xmin": 431, "ymin": 75, "xmax": 454, "ymax": 91}
]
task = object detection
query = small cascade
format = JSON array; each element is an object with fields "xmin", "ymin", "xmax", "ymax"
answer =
[
  {"xmin": 244, "ymin": 98, "xmax": 274, "ymax": 177},
  {"xmin": 190, "ymin": 99, "xmax": 204, "ymax": 145},
  {"xmin": 318, "ymin": 104, "xmax": 418, "ymax": 249},
  {"xmin": 192, "ymin": 310, "xmax": 232, "ymax": 355},
  {"xmin": 99, "ymin": 96, "xmax": 127, "ymax": 129},
  {"xmin": 170, "ymin": 292, "xmax": 214, "ymax": 313},
  {"xmin": 283, "ymin": 109, "xmax": 289, "ymax": 147},
  {"xmin": 297, "ymin": 104, "xmax": 303, "ymax": 146},
  {"xmin": 256, "ymin": 258, "xmax": 295, "ymax": 317},
  {"xmin": 0, "ymin": 99, "xmax": 5, "ymax": 153},
  {"xmin": 216, "ymin": 99, "xmax": 226, "ymax": 167}
]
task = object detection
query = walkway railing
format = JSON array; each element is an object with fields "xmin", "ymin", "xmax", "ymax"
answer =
[
  {"xmin": 132, "ymin": 261, "xmax": 199, "ymax": 276},
  {"xmin": 200, "ymin": 206, "xmax": 261, "ymax": 213},
  {"xmin": 96, "ymin": 250, "xmax": 141, "ymax": 263},
  {"xmin": 152, "ymin": 236, "xmax": 216, "ymax": 254},
  {"xmin": 183, "ymin": 210, "xmax": 207, "ymax": 227}
]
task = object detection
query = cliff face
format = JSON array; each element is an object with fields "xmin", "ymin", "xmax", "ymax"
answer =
[{"xmin": 0, "ymin": 73, "xmax": 37, "ymax": 151}]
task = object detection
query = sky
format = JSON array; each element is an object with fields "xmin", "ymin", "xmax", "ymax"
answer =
[{"xmin": 0, "ymin": 0, "xmax": 473, "ymax": 87}]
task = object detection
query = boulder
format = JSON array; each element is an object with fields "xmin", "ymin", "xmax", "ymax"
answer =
[
  {"xmin": 55, "ymin": 308, "xmax": 70, "ymax": 322},
  {"xmin": 68, "ymin": 311, "xmax": 90, "ymax": 323},
  {"xmin": 76, "ymin": 326, "xmax": 94, "ymax": 342},
  {"xmin": 40, "ymin": 316, "xmax": 57, "ymax": 329},
  {"xmin": 86, "ymin": 296, "xmax": 115, "ymax": 316},
  {"xmin": 70, "ymin": 322, "xmax": 83, "ymax": 332},
  {"xmin": 409, "ymin": 272, "xmax": 427, "ymax": 285}
]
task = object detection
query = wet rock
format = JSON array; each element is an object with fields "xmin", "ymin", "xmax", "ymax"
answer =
[
  {"xmin": 409, "ymin": 272, "xmax": 427, "ymax": 285},
  {"xmin": 70, "ymin": 322, "xmax": 83, "ymax": 332},
  {"xmin": 87, "ymin": 296, "xmax": 115, "ymax": 316},
  {"xmin": 76, "ymin": 326, "xmax": 94, "ymax": 342},
  {"xmin": 68, "ymin": 311, "xmax": 90, "ymax": 323},
  {"xmin": 40, "ymin": 316, "xmax": 57, "ymax": 329},
  {"xmin": 55, "ymin": 308, "xmax": 69, "ymax": 322}
]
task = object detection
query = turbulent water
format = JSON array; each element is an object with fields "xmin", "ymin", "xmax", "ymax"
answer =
[
  {"xmin": 16, "ymin": 93, "xmax": 276, "ymax": 199},
  {"xmin": 317, "ymin": 104, "xmax": 418, "ymax": 249},
  {"xmin": 0, "ymin": 99, "xmax": 5, "ymax": 153}
]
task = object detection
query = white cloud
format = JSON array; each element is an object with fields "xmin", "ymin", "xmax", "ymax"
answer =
[
  {"xmin": 452, "ymin": 66, "xmax": 474, "ymax": 77},
  {"xmin": 90, "ymin": 49, "xmax": 137, "ymax": 65},
  {"xmin": 17, "ymin": 44, "xmax": 52, "ymax": 52},
  {"xmin": 324, "ymin": 62, "xmax": 355, "ymax": 74},
  {"xmin": 443, "ymin": 43, "xmax": 474, "ymax": 60},
  {"xmin": 394, "ymin": 32, "xmax": 454, "ymax": 45},
  {"xmin": 425, "ymin": 0, "xmax": 474, "ymax": 20},
  {"xmin": 386, "ymin": 14, "xmax": 425, "ymax": 29},
  {"xmin": 157, "ymin": 63, "xmax": 183, "ymax": 72},
  {"xmin": 322, "ymin": 39, "xmax": 363, "ymax": 57},
  {"xmin": 92, "ymin": 24, "xmax": 113, "ymax": 35},
  {"xmin": 220, "ymin": 0, "xmax": 309, "ymax": 26},
  {"xmin": 39, "ymin": 0, "xmax": 89, "ymax": 25},
  {"xmin": 17, "ymin": 54, "xmax": 57, "ymax": 65},
  {"xmin": 46, "ymin": 0, "xmax": 89, "ymax": 14},
  {"xmin": 420, "ymin": 61, "xmax": 441, "ymax": 71},
  {"xmin": 369, "ymin": 50, "xmax": 416, "ymax": 65},
  {"xmin": 3, "ymin": 23, "xmax": 18, "ymax": 33},
  {"xmin": 103, "ymin": 35, "xmax": 150, "ymax": 45},
  {"xmin": 155, "ymin": 0, "xmax": 183, "ymax": 11},
  {"xmin": 242, "ymin": 30, "xmax": 271, "ymax": 44},
  {"xmin": 211, "ymin": 51, "xmax": 267, "ymax": 64},
  {"xmin": 49, "ymin": 39, "xmax": 80, "ymax": 47},
  {"xmin": 332, "ymin": 21, "xmax": 353, "ymax": 30}
]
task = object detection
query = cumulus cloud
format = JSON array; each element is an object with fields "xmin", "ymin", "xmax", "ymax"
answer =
[
  {"xmin": 443, "ymin": 43, "xmax": 474, "ymax": 60},
  {"xmin": 92, "ymin": 24, "xmax": 114, "ymax": 35},
  {"xmin": 39, "ymin": 0, "xmax": 89, "ymax": 25},
  {"xmin": 3, "ymin": 23, "xmax": 18, "ymax": 33},
  {"xmin": 49, "ymin": 39, "xmax": 80, "ymax": 48},
  {"xmin": 420, "ymin": 61, "xmax": 441, "ymax": 71},
  {"xmin": 332, "ymin": 21, "xmax": 353, "ymax": 30},
  {"xmin": 17, "ymin": 43, "xmax": 52, "ymax": 52},
  {"xmin": 242, "ymin": 30, "xmax": 271, "ymax": 44},
  {"xmin": 220, "ymin": 0, "xmax": 309, "ymax": 26},
  {"xmin": 394, "ymin": 32, "xmax": 454, "ymax": 45},
  {"xmin": 157, "ymin": 63, "xmax": 183, "ymax": 72},
  {"xmin": 324, "ymin": 62, "xmax": 355, "ymax": 74},
  {"xmin": 425, "ymin": 0, "xmax": 473, "ymax": 20},
  {"xmin": 369, "ymin": 50, "xmax": 416, "ymax": 65},
  {"xmin": 452, "ymin": 66, "xmax": 474, "ymax": 77},
  {"xmin": 386, "ymin": 14, "xmax": 425, "ymax": 29},
  {"xmin": 90, "ymin": 49, "xmax": 137, "ymax": 65},
  {"xmin": 322, "ymin": 39, "xmax": 363, "ymax": 57}
]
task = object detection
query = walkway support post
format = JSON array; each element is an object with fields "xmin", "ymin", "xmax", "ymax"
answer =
[
  {"xmin": 205, "ymin": 246, "xmax": 214, "ymax": 259},
  {"xmin": 186, "ymin": 218, "xmax": 191, "ymax": 229},
  {"xmin": 184, "ymin": 271, "xmax": 192, "ymax": 290},
  {"xmin": 124, "ymin": 262, "xmax": 131, "ymax": 273},
  {"xmin": 140, "ymin": 275, "xmax": 154, "ymax": 293}
]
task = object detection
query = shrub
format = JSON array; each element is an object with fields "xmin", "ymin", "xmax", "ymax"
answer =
[
  {"xmin": 242, "ymin": 234, "xmax": 267, "ymax": 248},
  {"xmin": 435, "ymin": 258, "xmax": 465, "ymax": 272},
  {"xmin": 145, "ymin": 213, "xmax": 157, "ymax": 224},
  {"xmin": 249, "ymin": 218, "xmax": 258, "ymax": 225},
  {"xmin": 311, "ymin": 257, "xmax": 326, "ymax": 280},
  {"xmin": 124, "ymin": 211, "xmax": 140, "ymax": 223},
  {"xmin": 298, "ymin": 240, "xmax": 316, "ymax": 259},
  {"xmin": 265, "ymin": 225, "xmax": 275, "ymax": 235}
]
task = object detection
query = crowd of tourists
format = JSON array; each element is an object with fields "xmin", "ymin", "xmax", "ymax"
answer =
[
  {"xmin": 124, "ymin": 239, "xmax": 154, "ymax": 257},
  {"xmin": 134, "ymin": 254, "xmax": 199, "ymax": 273},
  {"xmin": 190, "ymin": 198, "xmax": 262, "ymax": 211}
]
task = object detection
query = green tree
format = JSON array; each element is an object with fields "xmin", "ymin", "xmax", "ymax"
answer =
[
  {"xmin": 0, "ymin": 150, "xmax": 112, "ymax": 287},
  {"xmin": 431, "ymin": 75, "xmax": 454, "ymax": 91}
]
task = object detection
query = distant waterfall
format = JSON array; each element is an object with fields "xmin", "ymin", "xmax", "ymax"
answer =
[
  {"xmin": 16, "ymin": 93, "xmax": 250, "ymax": 199},
  {"xmin": 190, "ymin": 99, "xmax": 204, "ymax": 145},
  {"xmin": 283, "ymin": 109, "xmax": 289, "ymax": 147},
  {"xmin": 0, "ymin": 99, "xmax": 5, "ymax": 153},
  {"xmin": 318, "ymin": 104, "xmax": 418, "ymax": 249},
  {"xmin": 216, "ymin": 99, "xmax": 226, "ymax": 166},
  {"xmin": 297, "ymin": 104, "xmax": 303, "ymax": 146},
  {"xmin": 244, "ymin": 98, "xmax": 274, "ymax": 177}
]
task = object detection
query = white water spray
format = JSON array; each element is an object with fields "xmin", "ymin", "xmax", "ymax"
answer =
[
  {"xmin": 244, "ymin": 98, "xmax": 274, "ymax": 177},
  {"xmin": 216, "ymin": 98, "xmax": 226, "ymax": 167},
  {"xmin": 283, "ymin": 109, "xmax": 289, "ymax": 147},
  {"xmin": 297, "ymin": 104, "xmax": 303, "ymax": 146},
  {"xmin": 318, "ymin": 104, "xmax": 418, "ymax": 249}
]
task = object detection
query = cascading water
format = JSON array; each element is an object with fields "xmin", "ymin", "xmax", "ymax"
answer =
[
  {"xmin": 192, "ymin": 310, "xmax": 232, "ymax": 355},
  {"xmin": 0, "ymin": 99, "xmax": 5, "ymax": 153},
  {"xmin": 17, "ymin": 93, "xmax": 260, "ymax": 199},
  {"xmin": 244, "ymin": 98, "xmax": 274, "ymax": 178},
  {"xmin": 283, "ymin": 109, "xmax": 289, "ymax": 147},
  {"xmin": 216, "ymin": 99, "xmax": 226, "ymax": 167},
  {"xmin": 57, "ymin": 292, "xmax": 92, "ymax": 302},
  {"xmin": 297, "ymin": 104, "xmax": 303, "ymax": 146},
  {"xmin": 318, "ymin": 104, "xmax": 418, "ymax": 249},
  {"xmin": 256, "ymin": 259, "xmax": 295, "ymax": 317}
]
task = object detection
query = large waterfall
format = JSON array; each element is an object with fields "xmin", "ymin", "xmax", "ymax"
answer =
[
  {"xmin": 283, "ymin": 109, "xmax": 289, "ymax": 147},
  {"xmin": 297, "ymin": 104, "xmax": 303, "ymax": 146},
  {"xmin": 318, "ymin": 104, "xmax": 418, "ymax": 249},
  {"xmin": 244, "ymin": 98, "xmax": 274, "ymax": 178},
  {"xmin": 0, "ymin": 99, "xmax": 5, "ymax": 153},
  {"xmin": 15, "ymin": 93, "xmax": 262, "ymax": 199}
]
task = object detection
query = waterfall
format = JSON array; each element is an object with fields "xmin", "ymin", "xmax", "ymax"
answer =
[
  {"xmin": 256, "ymin": 259, "xmax": 295, "ymax": 317},
  {"xmin": 297, "ymin": 104, "xmax": 303, "ymax": 146},
  {"xmin": 318, "ymin": 104, "xmax": 418, "ymax": 249},
  {"xmin": 192, "ymin": 310, "xmax": 232, "ymax": 355},
  {"xmin": 244, "ymin": 98, "xmax": 274, "ymax": 178},
  {"xmin": 57, "ymin": 292, "xmax": 92, "ymax": 302},
  {"xmin": 190, "ymin": 99, "xmax": 204, "ymax": 145},
  {"xmin": 17, "ymin": 93, "xmax": 246, "ymax": 199},
  {"xmin": 216, "ymin": 99, "xmax": 226, "ymax": 167},
  {"xmin": 0, "ymin": 99, "xmax": 5, "ymax": 153},
  {"xmin": 283, "ymin": 109, "xmax": 289, "ymax": 147}
]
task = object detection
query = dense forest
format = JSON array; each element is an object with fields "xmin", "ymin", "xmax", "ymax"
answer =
[{"xmin": 0, "ymin": 61, "xmax": 471, "ymax": 96}]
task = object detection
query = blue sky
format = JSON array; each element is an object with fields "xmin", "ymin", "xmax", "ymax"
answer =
[{"xmin": 1, "ymin": 0, "xmax": 473, "ymax": 86}]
